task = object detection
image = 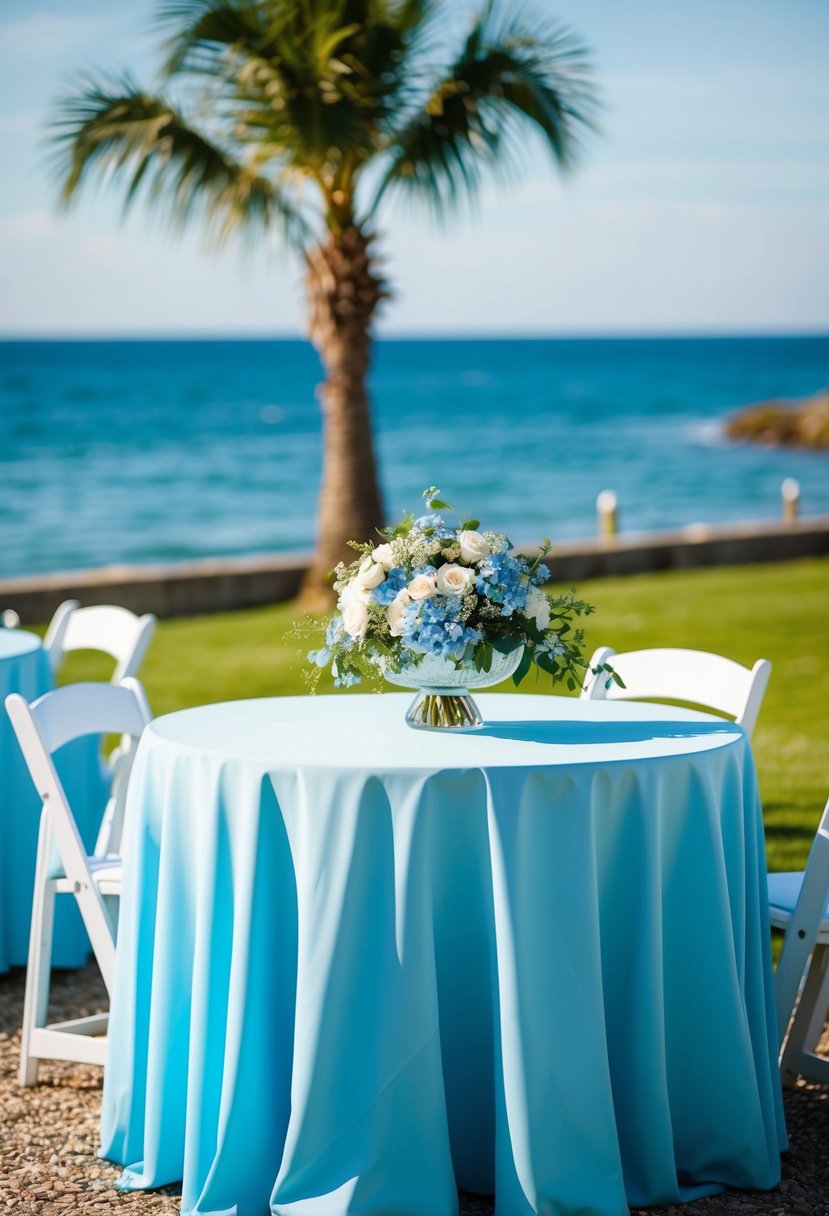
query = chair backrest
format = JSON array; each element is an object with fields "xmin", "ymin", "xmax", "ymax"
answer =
[
  {"xmin": 4, "ymin": 680, "xmax": 152, "ymax": 987},
  {"xmin": 44, "ymin": 602, "xmax": 156, "ymax": 683},
  {"xmin": 774, "ymin": 797, "xmax": 829, "ymax": 1049},
  {"xmin": 43, "ymin": 600, "xmax": 79, "ymax": 674},
  {"xmin": 581, "ymin": 645, "xmax": 771, "ymax": 735}
]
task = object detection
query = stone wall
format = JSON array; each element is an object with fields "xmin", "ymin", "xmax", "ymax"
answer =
[{"xmin": 1, "ymin": 518, "xmax": 828, "ymax": 623}]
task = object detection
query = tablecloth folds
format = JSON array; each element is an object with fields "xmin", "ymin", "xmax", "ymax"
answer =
[{"xmin": 100, "ymin": 695, "xmax": 786, "ymax": 1216}]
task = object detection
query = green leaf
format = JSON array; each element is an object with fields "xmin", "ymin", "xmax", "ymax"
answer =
[
  {"xmin": 478, "ymin": 642, "xmax": 493, "ymax": 672},
  {"xmin": 512, "ymin": 649, "xmax": 533, "ymax": 686},
  {"xmin": 427, "ymin": 498, "xmax": 451, "ymax": 510},
  {"xmin": 461, "ymin": 518, "xmax": 480, "ymax": 531}
]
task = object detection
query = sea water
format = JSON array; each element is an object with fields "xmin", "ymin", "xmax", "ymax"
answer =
[{"xmin": 1, "ymin": 336, "xmax": 827, "ymax": 578}]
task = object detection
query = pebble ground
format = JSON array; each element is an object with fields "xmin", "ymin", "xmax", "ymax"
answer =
[{"xmin": 1, "ymin": 965, "xmax": 826, "ymax": 1215}]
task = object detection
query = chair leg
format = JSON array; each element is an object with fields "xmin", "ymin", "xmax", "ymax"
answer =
[
  {"xmin": 799, "ymin": 944, "xmax": 829, "ymax": 1051},
  {"xmin": 19, "ymin": 875, "xmax": 56, "ymax": 1088},
  {"xmin": 781, "ymin": 943, "xmax": 829, "ymax": 1087}
]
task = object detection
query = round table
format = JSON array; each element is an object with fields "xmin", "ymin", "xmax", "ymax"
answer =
[
  {"xmin": 101, "ymin": 694, "xmax": 786, "ymax": 1216},
  {"xmin": 0, "ymin": 628, "xmax": 107, "ymax": 972}
]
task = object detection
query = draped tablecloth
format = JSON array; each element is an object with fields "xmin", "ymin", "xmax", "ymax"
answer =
[
  {"xmin": 101, "ymin": 693, "xmax": 786, "ymax": 1216},
  {"xmin": 0, "ymin": 628, "xmax": 108, "ymax": 972}
]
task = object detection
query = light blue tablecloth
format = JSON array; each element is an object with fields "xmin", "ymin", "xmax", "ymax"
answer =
[
  {"xmin": 0, "ymin": 629, "xmax": 108, "ymax": 972},
  {"xmin": 101, "ymin": 693, "xmax": 786, "ymax": 1216}
]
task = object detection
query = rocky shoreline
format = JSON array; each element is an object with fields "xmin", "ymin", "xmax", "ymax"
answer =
[{"xmin": 727, "ymin": 392, "xmax": 829, "ymax": 450}]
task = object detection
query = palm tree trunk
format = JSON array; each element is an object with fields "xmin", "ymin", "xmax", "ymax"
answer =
[{"xmin": 300, "ymin": 225, "xmax": 386, "ymax": 607}]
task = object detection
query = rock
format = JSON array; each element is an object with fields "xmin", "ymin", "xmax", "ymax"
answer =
[{"xmin": 726, "ymin": 391, "xmax": 829, "ymax": 450}]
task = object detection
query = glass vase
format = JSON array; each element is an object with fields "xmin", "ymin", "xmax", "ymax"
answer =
[{"xmin": 383, "ymin": 648, "xmax": 524, "ymax": 732}]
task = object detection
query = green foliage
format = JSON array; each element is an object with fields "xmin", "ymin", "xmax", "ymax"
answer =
[
  {"xmin": 52, "ymin": 0, "xmax": 597, "ymax": 244},
  {"xmin": 51, "ymin": 556, "xmax": 829, "ymax": 878}
]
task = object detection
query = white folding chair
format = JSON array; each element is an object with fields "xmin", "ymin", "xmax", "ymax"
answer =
[
  {"xmin": 5, "ymin": 679, "xmax": 151, "ymax": 1085},
  {"xmin": 770, "ymin": 796, "xmax": 829, "ymax": 1087},
  {"xmin": 581, "ymin": 646, "xmax": 771, "ymax": 736},
  {"xmin": 44, "ymin": 600, "xmax": 156, "ymax": 683}
]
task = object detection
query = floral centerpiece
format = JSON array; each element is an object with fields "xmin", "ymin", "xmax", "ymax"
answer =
[{"xmin": 308, "ymin": 488, "xmax": 613, "ymax": 730}]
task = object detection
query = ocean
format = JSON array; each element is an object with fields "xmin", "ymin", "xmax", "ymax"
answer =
[{"xmin": 1, "ymin": 336, "xmax": 827, "ymax": 579}]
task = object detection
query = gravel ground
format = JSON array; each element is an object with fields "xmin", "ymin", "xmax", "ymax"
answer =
[{"xmin": 1, "ymin": 965, "xmax": 826, "ymax": 1216}]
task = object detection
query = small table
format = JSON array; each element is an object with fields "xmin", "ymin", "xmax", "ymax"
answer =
[
  {"xmin": 102, "ymin": 694, "xmax": 786, "ymax": 1216},
  {"xmin": 0, "ymin": 628, "xmax": 106, "ymax": 972}
]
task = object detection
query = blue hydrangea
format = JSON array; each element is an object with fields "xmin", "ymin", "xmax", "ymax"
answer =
[
  {"xmin": 531, "ymin": 562, "xmax": 551, "ymax": 585},
  {"xmin": 333, "ymin": 669, "xmax": 361, "ymax": 687},
  {"xmin": 476, "ymin": 552, "xmax": 528, "ymax": 616},
  {"xmin": 326, "ymin": 615, "xmax": 346, "ymax": 646},
  {"xmin": 412, "ymin": 513, "xmax": 453, "ymax": 538},
  {"xmin": 402, "ymin": 594, "xmax": 481, "ymax": 660},
  {"xmin": 413, "ymin": 594, "xmax": 458, "ymax": 627},
  {"xmin": 371, "ymin": 566, "xmax": 408, "ymax": 605}
]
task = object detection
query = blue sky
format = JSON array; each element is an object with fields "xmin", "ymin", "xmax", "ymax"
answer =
[{"xmin": 0, "ymin": 0, "xmax": 827, "ymax": 336}]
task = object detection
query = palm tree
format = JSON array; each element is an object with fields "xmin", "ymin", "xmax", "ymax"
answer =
[{"xmin": 53, "ymin": 0, "xmax": 596, "ymax": 603}]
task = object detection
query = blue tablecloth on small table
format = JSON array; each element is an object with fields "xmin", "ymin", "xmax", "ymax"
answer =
[
  {"xmin": 101, "ymin": 693, "xmax": 786, "ymax": 1216},
  {"xmin": 0, "ymin": 628, "xmax": 108, "ymax": 972}
]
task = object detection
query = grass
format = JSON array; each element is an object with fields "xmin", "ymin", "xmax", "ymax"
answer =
[{"xmin": 58, "ymin": 555, "xmax": 829, "ymax": 874}]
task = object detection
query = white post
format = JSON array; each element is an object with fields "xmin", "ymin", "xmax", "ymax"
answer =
[
  {"xmin": 781, "ymin": 478, "xmax": 800, "ymax": 525},
  {"xmin": 596, "ymin": 490, "xmax": 618, "ymax": 540}
]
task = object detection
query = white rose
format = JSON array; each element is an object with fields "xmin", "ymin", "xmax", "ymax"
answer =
[
  {"xmin": 435, "ymin": 563, "xmax": 476, "ymax": 596},
  {"xmin": 371, "ymin": 543, "xmax": 396, "ymax": 571},
  {"xmin": 459, "ymin": 530, "xmax": 491, "ymax": 564},
  {"xmin": 356, "ymin": 555, "xmax": 385, "ymax": 590},
  {"xmin": 342, "ymin": 599, "xmax": 369, "ymax": 639},
  {"xmin": 387, "ymin": 590, "xmax": 410, "ymax": 637},
  {"xmin": 340, "ymin": 578, "xmax": 371, "ymax": 608},
  {"xmin": 524, "ymin": 585, "xmax": 551, "ymax": 630},
  {"xmin": 407, "ymin": 572, "xmax": 437, "ymax": 601}
]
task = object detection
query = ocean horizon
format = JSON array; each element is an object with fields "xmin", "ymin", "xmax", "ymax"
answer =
[{"xmin": 2, "ymin": 334, "xmax": 828, "ymax": 580}]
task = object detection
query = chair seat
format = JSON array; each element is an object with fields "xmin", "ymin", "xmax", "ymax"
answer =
[
  {"xmin": 54, "ymin": 855, "xmax": 122, "ymax": 897},
  {"xmin": 768, "ymin": 871, "xmax": 829, "ymax": 940}
]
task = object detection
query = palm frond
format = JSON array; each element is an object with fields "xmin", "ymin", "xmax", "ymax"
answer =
[
  {"xmin": 51, "ymin": 74, "xmax": 306, "ymax": 246},
  {"xmin": 157, "ymin": 0, "xmax": 437, "ymax": 175},
  {"xmin": 158, "ymin": 0, "xmax": 295, "ymax": 76},
  {"xmin": 373, "ymin": 1, "xmax": 597, "ymax": 217}
]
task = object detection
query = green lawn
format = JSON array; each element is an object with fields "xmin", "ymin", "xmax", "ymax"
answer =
[{"xmin": 58, "ymin": 555, "xmax": 829, "ymax": 873}]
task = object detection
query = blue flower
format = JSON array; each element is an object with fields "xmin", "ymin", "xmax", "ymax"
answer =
[
  {"xmin": 402, "ymin": 595, "xmax": 481, "ymax": 660},
  {"xmin": 534, "ymin": 635, "xmax": 567, "ymax": 660},
  {"xmin": 531, "ymin": 563, "xmax": 551, "ymax": 586},
  {"xmin": 476, "ymin": 552, "xmax": 528, "ymax": 616},
  {"xmin": 307, "ymin": 647, "xmax": 331, "ymax": 668},
  {"xmin": 372, "ymin": 566, "xmax": 407, "ymax": 605},
  {"xmin": 412, "ymin": 513, "xmax": 453, "ymax": 538},
  {"xmin": 334, "ymin": 669, "xmax": 361, "ymax": 687}
]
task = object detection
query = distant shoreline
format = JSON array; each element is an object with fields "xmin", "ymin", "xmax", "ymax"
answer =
[{"xmin": 2, "ymin": 332, "xmax": 829, "ymax": 345}]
